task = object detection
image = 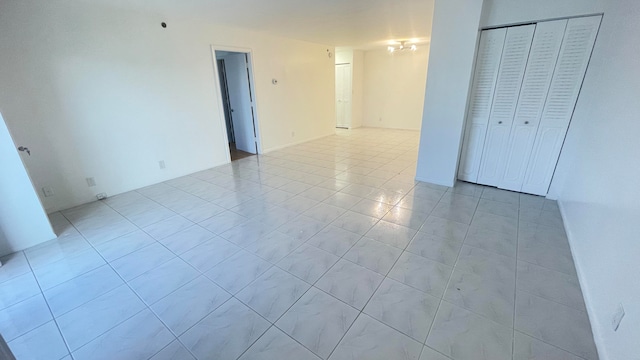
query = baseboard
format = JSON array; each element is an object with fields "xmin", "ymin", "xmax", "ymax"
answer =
[
  {"xmin": 557, "ymin": 200, "xmax": 608, "ymax": 360},
  {"xmin": 361, "ymin": 125, "xmax": 421, "ymax": 131},
  {"xmin": 262, "ymin": 132, "xmax": 335, "ymax": 154},
  {"xmin": 414, "ymin": 176, "xmax": 454, "ymax": 188},
  {"xmin": 46, "ymin": 159, "xmax": 231, "ymax": 215}
]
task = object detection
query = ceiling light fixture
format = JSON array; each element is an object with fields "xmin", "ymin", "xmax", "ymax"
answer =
[{"xmin": 387, "ymin": 41, "xmax": 417, "ymax": 53}]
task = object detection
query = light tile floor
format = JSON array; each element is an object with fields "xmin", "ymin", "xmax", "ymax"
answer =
[{"xmin": 0, "ymin": 128, "xmax": 598, "ymax": 360}]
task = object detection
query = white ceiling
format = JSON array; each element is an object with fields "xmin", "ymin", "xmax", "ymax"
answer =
[{"xmin": 104, "ymin": 0, "xmax": 435, "ymax": 49}]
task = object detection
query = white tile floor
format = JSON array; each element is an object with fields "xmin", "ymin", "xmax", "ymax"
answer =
[{"xmin": 0, "ymin": 128, "xmax": 598, "ymax": 360}]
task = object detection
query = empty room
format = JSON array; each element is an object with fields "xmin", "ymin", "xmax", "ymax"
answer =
[{"xmin": 0, "ymin": 0, "xmax": 637, "ymax": 359}]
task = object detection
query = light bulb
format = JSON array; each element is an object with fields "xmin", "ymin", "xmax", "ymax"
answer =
[{"xmin": 411, "ymin": 45, "xmax": 417, "ymax": 51}]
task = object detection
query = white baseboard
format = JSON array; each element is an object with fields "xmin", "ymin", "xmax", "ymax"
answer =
[
  {"xmin": 46, "ymin": 159, "xmax": 231, "ymax": 215},
  {"xmin": 557, "ymin": 200, "xmax": 607, "ymax": 360},
  {"xmin": 414, "ymin": 176, "xmax": 454, "ymax": 188}
]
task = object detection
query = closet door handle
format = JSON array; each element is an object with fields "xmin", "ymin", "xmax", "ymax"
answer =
[
  {"xmin": 498, "ymin": 121, "xmax": 503, "ymax": 124},
  {"xmin": 524, "ymin": 121, "xmax": 529, "ymax": 124}
]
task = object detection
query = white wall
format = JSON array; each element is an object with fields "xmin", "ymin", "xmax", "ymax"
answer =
[
  {"xmin": 362, "ymin": 48, "xmax": 429, "ymax": 130},
  {"xmin": 547, "ymin": 0, "xmax": 640, "ymax": 358},
  {"xmin": 415, "ymin": 0, "xmax": 484, "ymax": 186},
  {"xmin": 351, "ymin": 50, "xmax": 365, "ymax": 129},
  {"xmin": 0, "ymin": 113, "xmax": 55, "ymax": 256},
  {"xmin": 0, "ymin": 0, "xmax": 335, "ymax": 213}
]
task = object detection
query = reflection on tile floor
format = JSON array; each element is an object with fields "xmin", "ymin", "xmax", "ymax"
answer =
[{"xmin": 0, "ymin": 128, "xmax": 598, "ymax": 360}]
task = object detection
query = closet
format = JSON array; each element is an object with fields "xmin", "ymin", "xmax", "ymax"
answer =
[{"xmin": 458, "ymin": 15, "xmax": 601, "ymax": 196}]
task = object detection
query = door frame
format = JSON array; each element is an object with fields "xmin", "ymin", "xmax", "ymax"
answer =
[
  {"xmin": 216, "ymin": 59, "xmax": 235, "ymax": 144},
  {"xmin": 210, "ymin": 45, "xmax": 262, "ymax": 162}
]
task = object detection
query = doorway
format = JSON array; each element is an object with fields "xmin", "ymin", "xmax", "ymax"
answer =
[
  {"xmin": 335, "ymin": 63, "xmax": 352, "ymax": 129},
  {"xmin": 214, "ymin": 49, "xmax": 259, "ymax": 161}
]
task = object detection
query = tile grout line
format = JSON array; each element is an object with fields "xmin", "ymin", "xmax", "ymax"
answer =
[
  {"xmin": 323, "ymin": 181, "xmax": 445, "ymax": 358},
  {"xmin": 513, "ymin": 197, "xmax": 593, "ymax": 360},
  {"xmin": 229, "ymin": 175, "xmax": 412, "ymax": 359},
  {"xmin": 21, "ymin": 255, "xmax": 74, "ymax": 360},
  {"xmin": 322, "ymin": 218, "xmax": 412, "ymax": 360},
  {"xmin": 237, "ymin": 178, "xmax": 423, "ymax": 360},
  {"xmin": 514, "ymin": 286, "xmax": 589, "ymax": 313},
  {"xmin": 126, "ymin": 173, "xmax": 405, "ymax": 359},
  {"xmin": 75, "ymin": 195, "xmax": 271, "ymax": 360},
  {"xmin": 57, "ymin": 210, "xmax": 195, "ymax": 360},
  {"xmin": 259, "ymin": 194, "xmax": 407, "ymax": 359},
  {"xmin": 56, "ymin": 211, "xmax": 155, "ymax": 359},
  {"xmin": 422, "ymin": 187, "xmax": 480, "ymax": 354},
  {"xmin": 393, "ymin": 190, "xmax": 462, "ymax": 360},
  {"xmin": 135, "ymin": 195, "xmax": 363, "ymax": 358},
  {"xmin": 512, "ymin": 195, "xmax": 522, "ymax": 360}
]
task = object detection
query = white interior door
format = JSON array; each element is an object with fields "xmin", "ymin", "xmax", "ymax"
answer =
[
  {"xmin": 477, "ymin": 24, "xmax": 535, "ymax": 186},
  {"xmin": 457, "ymin": 28, "xmax": 506, "ymax": 182},
  {"xmin": 224, "ymin": 53, "xmax": 256, "ymax": 154},
  {"xmin": 336, "ymin": 63, "xmax": 352, "ymax": 128},
  {"xmin": 522, "ymin": 16, "xmax": 601, "ymax": 195},
  {"xmin": 498, "ymin": 20, "xmax": 567, "ymax": 192},
  {"xmin": 0, "ymin": 113, "xmax": 55, "ymax": 256}
]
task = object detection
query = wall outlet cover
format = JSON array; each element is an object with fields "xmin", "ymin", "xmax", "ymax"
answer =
[
  {"xmin": 42, "ymin": 186, "xmax": 54, "ymax": 197},
  {"xmin": 612, "ymin": 303, "xmax": 625, "ymax": 331},
  {"xmin": 159, "ymin": 160, "xmax": 166, "ymax": 169},
  {"xmin": 86, "ymin": 177, "xmax": 96, "ymax": 187},
  {"xmin": 96, "ymin": 193, "xmax": 107, "ymax": 200}
]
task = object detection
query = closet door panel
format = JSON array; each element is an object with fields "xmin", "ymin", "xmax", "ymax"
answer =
[
  {"xmin": 522, "ymin": 15, "xmax": 602, "ymax": 195},
  {"xmin": 498, "ymin": 20, "xmax": 567, "ymax": 192},
  {"xmin": 520, "ymin": 127, "xmax": 564, "ymax": 192},
  {"xmin": 458, "ymin": 28, "xmax": 506, "ymax": 182},
  {"xmin": 477, "ymin": 25, "xmax": 535, "ymax": 186},
  {"xmin": 477, "ymin": 125, "xmax": 511, "ymax": 185},
  {"xmin": 502, "ymin": 126, "xmax": 537, "ymax": 183}
]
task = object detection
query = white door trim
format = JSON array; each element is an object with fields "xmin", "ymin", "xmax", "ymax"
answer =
[{"xmin": 210, "ymin": 45, "xmax": 262, "ymax": 160}]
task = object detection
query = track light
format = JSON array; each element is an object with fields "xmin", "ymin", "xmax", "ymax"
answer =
[{"xmin": 387, "ymin": 41, "xmax": 417, "ymax": 53}]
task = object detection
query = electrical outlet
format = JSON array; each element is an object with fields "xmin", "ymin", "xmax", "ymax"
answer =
[
  {"xmin": 42, "ymin": 186, "xmax": 54, "ymax": 197},
  {"xmin": 159, "ymin": 160, "xmax": 166, "ymax": 169},
  {"xmin": 379, "ymin": 117, "xmax": 382, "ymax": 122},
  {"xmin": 86, "ymin": 177, "xmax": 96, "ymax": 187},
  {"xmin": 612, "ymin": 303, "xmax": 625, "ymax": 331},
  {"xmin": 96, "ymin": 193, "xmax": 107, "ymax": 200},
  {"xmin": 291, "ymin": 131, "xmax": 295, "ymax": 137}
]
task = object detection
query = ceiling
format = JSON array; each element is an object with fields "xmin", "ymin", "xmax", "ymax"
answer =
[{"xmin": 103, "ymin": 0, "xmax": 435, "ymax": 49}]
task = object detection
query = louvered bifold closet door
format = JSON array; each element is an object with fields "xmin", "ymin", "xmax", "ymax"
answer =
[
  {"xmin": 521, "ymin": 15, "xmax": 601, "ymax": 195},
  {"xmin": 498, "ymin": 20, "xmax": 567, "ymax": 192},
  {"xmin": 476, "ymin": 25, "xmax": 535, "ymax": 186},
  {"xmin": 457, "ymin": 28, "xmax": 506, "ymax": 182}
]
